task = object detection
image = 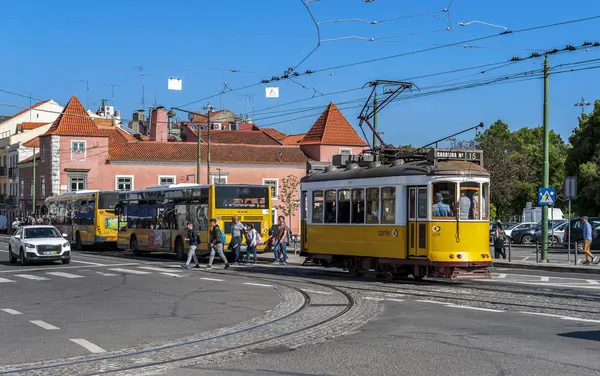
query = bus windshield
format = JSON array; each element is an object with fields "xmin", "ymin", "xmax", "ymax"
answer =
[
  {"xmin": 215, "ymin": 186, "xmax": 269, "ymax": 209},
  {"xmin": 98, "ymin": 192, "xmax": 119, "ymax": 209}
]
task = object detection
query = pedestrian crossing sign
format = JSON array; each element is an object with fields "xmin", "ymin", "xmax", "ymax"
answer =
[{"xmin": 537, "ymin": 188, "xmax": 556, "ymax": 206}]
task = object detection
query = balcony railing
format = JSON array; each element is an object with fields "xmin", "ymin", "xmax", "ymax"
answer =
[{"xmin": 0, "ymin": 167, "xmax": 6, "ymax": 177}]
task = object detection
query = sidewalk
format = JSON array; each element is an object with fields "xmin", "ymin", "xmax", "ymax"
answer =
[
  {"xmin": 492, "ymin": 259, "xmax": 600, "ymax": 274},
  {"xmin": 256, "ymin": 252, "xmax": 306, "ymax": 265}
]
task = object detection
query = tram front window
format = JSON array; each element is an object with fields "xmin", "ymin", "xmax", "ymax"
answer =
[
  {"xmin": 482, "ymin": 183, "xmax": 489, "ymax": 220},
  {"xmin": 432, "ymin": 182, "xmax": 455, "ymax": 218},
  {"xmin": 460, "ymin": 182, "xmax": 480, "ymax": 220}
]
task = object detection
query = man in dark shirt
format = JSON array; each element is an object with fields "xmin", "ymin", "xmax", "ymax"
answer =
[
  {"xmin": 181, "ymin": 222, "xmax": 200, "ymax": 269},
  {"xmin": 207, "ymin": 218, "xmax": 230, "ymax": 269}
]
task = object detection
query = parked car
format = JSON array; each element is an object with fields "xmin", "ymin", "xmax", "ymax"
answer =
[
  {"xmin": 8, "ymin": 225, "xmax": 71, "ymax": 265},
  {"xmin": 511, "ymin": 220, "xmax": 565, "ymax": 245},
  {"xmin": 533, "ymin": 220, "xmax": 567, "ymax": 245},
  {"xmin": 564, "ymin": 217, "xmax": 600, "ymax": 252},
  {"xmin": 505, "ymin": 222, "xmax": 537, "ymax": 239}
]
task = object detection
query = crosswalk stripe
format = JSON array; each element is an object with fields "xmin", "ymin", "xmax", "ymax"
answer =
[
  {"xmin": 138, "ymin": 266, "xmax": 181, "ymax": 273},
  {"xmin": 587, "ymin": 280, "xmax": 600, "ymax": 285},
  {"xmin": 14, "ymin": 274, "xmax": 49, "ymax": 281},
  {"xmin": 160, "ymin": 272, "xmax": 184, "ymax": 278},
  {"xmin": 201, "ymin": 277, "xmax": 224, "ymax": 282},
  {"xmin": 70, "ymin": 339, "xmax": 106, "ymax": 354},
  {"xmin": 1, "ymin": 308, "xmax": 22, "ymax": 315},
  {"xmin": 108, "ymin": 268, "xmax": 151, "ymax": 275},
  {"xmin": 540, "ymin": 277, "xmax": 550, "ymax": 282},
  {"xmin": 46, "ymin": 272, "xmax": 84, "ymax": 279},
  {"xmin": 0, "ymin": 277, "xmax": 16, "ymax": 283},
  {"xmin": 30, "ymin": 320, "xmax": 59, "ymax": 330}
]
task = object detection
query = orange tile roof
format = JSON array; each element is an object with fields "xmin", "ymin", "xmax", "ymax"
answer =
[
  {"xmin": 183, "ymin": 125, "xmax": 281, "ymax": 145},
  {"xmin": 0, "ymin": 100, "xmax": 51, "ymax": 126},
  {"xmin": 44, "ymin": 96, "xmax": 105, "ymax": 137},
  {"xmin": 109, "ymin": 142, "xmax": 310, "ymax": 164},
  {"xmin": 300, "ymin": 102, "xmax": 367, "ymax": 146},
  {"xmin": 281, "ymin": 133, "xmax": 305, "ymax": 145},
  {"xmin": 18, "ymin": 122, "xmax": 50, "ymax": 130},
  {"xmin": 262, "ymin": 128, "xmax": 287, "ymax": 141},
  {"xmin": 23, "ymin": 137, "xmax": 40, "ymax": 148}
]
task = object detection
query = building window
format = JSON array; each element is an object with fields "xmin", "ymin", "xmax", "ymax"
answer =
[
  {"xmin": 116, "ymin": 176, "xmax": 133, "ymax": 191},
  {"xmin": 158, "ymin": 176, "xmax": 175, "ymax": 186},
  {"xmin": 69, "ymin": 176, "xmax": 86, "ymax": 192},
  {"xmin": 40, "ymin": 176, "xmax": 46, "ymax": 197},
  {"xmin": 40, "ymin": 144, "xmax": 45, "ymax": 163},
  {"xmin": 340, "ymin": 148, "xmax": 352, "ymax": 156},
  {"xmin": 71, "ymin": 140, "xmax": 86, "ymax": 161},
  {"xmin": 263, "ymin": 179, "xmax": 278, "ymax": 199},
  {"xmin": 30, "ymin": 179, "xmax": 33, "ymax": 198},
  {"xmin": 212, "ymin": 175, "xmax": 227, "ymax": 185}
]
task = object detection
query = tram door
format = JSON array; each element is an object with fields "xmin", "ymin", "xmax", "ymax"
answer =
[{"xmin": 407, "ymin": 186, "xmax": 428, "ymax": 257}]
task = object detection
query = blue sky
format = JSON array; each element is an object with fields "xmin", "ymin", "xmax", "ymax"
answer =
[{"xmin": 1, "ymin": 0, "xmax": 599, "ymax": 147}]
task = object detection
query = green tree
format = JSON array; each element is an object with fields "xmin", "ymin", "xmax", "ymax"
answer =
[
  {"xmin": 276, "ymin": 174, "xmax": 301, "ymax": 229},
  {"xmin": 565, "ymin": 100, "xmax": 600, "ymax": 215}
]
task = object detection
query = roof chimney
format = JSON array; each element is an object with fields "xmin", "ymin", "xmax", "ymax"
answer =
[{"xmin": 149, "ymin": 107, "xmax": 169, "ymax": 142}]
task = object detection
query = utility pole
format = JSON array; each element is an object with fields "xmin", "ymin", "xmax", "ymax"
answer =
[
  {"xmin": 80, "ymin": 80, "xmax": 90, "ymax": 110},
  {"xmin": 373, "ymin": 91, "xmax": 378, "ymax": 148},
  {"xmin": 204, "ymin": 104, "xmax": 214, "ymax": 184},
  {"xmin": 541, "ymin": 54, "xmax": 550, "ymax": 263},
  {"xmin": 110, "ymin": 84, "xmax": 119, "ymax": 107},
  {"xmin": 32, "ymin": 146, "xmax": 36, "ymax": 216},
  {"xmin": 196, "ymin": 118, "xmax": 201, "ymax": 184}
]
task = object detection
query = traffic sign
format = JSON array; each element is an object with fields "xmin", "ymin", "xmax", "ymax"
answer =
[
  {"xmin": 538, "ymin": 188, "xmax": 556, "ymax": 206},
  {"xmin": 564, "ymin": 176, "xmax": 577, "ymax": 200}
]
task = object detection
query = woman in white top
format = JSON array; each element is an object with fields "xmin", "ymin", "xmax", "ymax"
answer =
[{"xmin": 245, "ymin": 223, "xmax": 259, "ymax": 264}]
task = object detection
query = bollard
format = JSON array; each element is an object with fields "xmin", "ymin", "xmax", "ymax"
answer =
[
  {"xmin": 535, "ymin": 242, "xmax": 539, "ymax": 263},
  {"xmin": 574, "ymin": 241, "xmax": 577, "ymax": 265},
  {"xmin": 508, "ymin": 239, "xmax": 511, "ymax": 262}
]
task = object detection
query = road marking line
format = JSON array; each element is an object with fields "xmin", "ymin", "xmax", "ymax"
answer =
[
  {"xmin": 301, "ymin": 289, "xmax": 332, "ymax": 295},
  {"xmin": 522, "ymin": 257, "xmax": 530, "ymax": 261},
  {"xmin": 0, "ymin": 262, "xmax": 140, "ymax": 274},
  {"xmin": 363, "ymin": 297, "xmax": 381, "ymax": 300},
  {"xmin": 540, "ymin": 277, "xmax": 550, "ymax": 282},
  {"xmin": 0, "ymin": 277, "xmax": 16, "ymax": 283},
  {"xmin": 587, "ymin": 280, "xmax": 600, "ymax": 285},
  {"xmin": 70, "ymin": 339, "xmax": 106, "ymax": 354},
  {"xmin": 561, "ymin": 317, "xmax": 600, "ymax": 324},
  {"xmin": 385, "ymin": 298, "xmax": 405, "ymax": 302},
  {"xmin": 30, "ymin": 320, "xmax": 59, "ymax": 330},
  {"xmin": 108, "ymin": 268, "xmax": 151, "ymax": 275},
  {"xmin": 138, "ymin": 266, "xmax": 180, "ymax": 273},
  {"xmin": 243, "ymin": 282, "xmax": 273, "ymax": 287},
  {"xmin": 96, "ymin": 272, "xmax": 117, "ymax": 276},
  {"xmin": 201, "ymin": 277, "xmax": 224, "ymax": 282},
  {"xmin": 70, "ymin": 260, "xmax": 105, "ymax": 266},
  {"xmin": 1, "ymin": 308, "xmax": 22, "ymax": 315},
  {"xmin": 519, "ymin": 311, "xmax": 565, "ymax": 318},
  {"xmin": 496, "ymin": 274, "xmax": 507, "ymax": 279},
  {"xmin": 160, "ymin": 272, "xmax": 184, "ymax": 278},
  {"xmin": 415, "ymin": 300, "xmax": 450, "ymax": 305},
  {"xmin": 446, "ymin": 305, "xmax": 504, "ymax": 313},
  {"xmin": 46, "ymin": 272, "xmax": 84, "ymax": 279},
  {"xmin": 14, "ymin": 274, "xmax": 49, "ymax": 281}
]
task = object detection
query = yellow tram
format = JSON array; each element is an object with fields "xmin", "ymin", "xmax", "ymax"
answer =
[{"xmin": 300, "ymin": 148, "xmax": 491, "ymax": 279}]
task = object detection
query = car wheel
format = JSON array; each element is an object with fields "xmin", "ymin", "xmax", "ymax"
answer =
[
  {"xmin": 19, "ymin": 249, "xmax": 28, "ymax": 266},
  {"xmin": 62, "ymin": 258, "xmax": 71, "ymax": 265},
  {"xmin": 8, "ymin": 247, "xmax": 16, "ymax": 264},
  {"xmin": 521, "ymin": 235, "xmax": 533, "ymax": 245}
]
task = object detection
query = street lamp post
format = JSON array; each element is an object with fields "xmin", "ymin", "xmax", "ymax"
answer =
[{"xmin": 574, "ymin": 97, "xmax": 591, "ymax": 114}]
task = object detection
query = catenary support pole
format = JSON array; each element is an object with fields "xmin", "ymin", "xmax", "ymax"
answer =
[
  {"xmin": 541, "ymin": 54, "xmax": 550, "ymax": 262},
  {"xmin": 373, "ymin": 91, "xmax": 378, "ymax": 148}
]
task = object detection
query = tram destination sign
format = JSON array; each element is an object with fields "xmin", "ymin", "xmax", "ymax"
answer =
[{"xmin": 429, "ymin": 149, "xmax": 483, "ymax": 164}]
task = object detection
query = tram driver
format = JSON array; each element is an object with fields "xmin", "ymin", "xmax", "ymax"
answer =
[{"xmin": 433, "ymin": 192, "xmax": 453, "ymax": 217}]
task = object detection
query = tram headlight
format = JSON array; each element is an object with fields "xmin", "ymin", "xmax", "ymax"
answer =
[
  {"xmin": 457, "ymin": 254, "xmax": 463, "ymax": 259},
  {"xmin": 449, "ymin": 254, "xmax": 455, "ymax": 259}
]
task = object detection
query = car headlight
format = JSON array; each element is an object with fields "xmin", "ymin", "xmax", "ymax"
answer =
[
  {"xmin": 63, "ymin": 242, "xmax": 70, "ymax": 248},
  {"xmin": 25, "ymin": 243, "xmax": 36, "ymax": 249}
]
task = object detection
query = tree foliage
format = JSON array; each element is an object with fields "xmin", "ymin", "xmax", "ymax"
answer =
[
  {"xmin": 565, "ymin": 100, "xmax": 600, "ymax": 215},
  {"xmin": 276, "ymin": 174, "xmax": 301, "ymax": 228}
]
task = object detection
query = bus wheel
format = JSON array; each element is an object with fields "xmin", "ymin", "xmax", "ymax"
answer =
[
  {"xmin": 175, "ymin": 238, "xmax": 185, "ymax": 261},
  {"xmin": 75, "ymin": 232, "xmax": 82, "ymax": 251},
  {"xmin": 130, "ymin": 236, "xmax": 141, "ymax": 256}
]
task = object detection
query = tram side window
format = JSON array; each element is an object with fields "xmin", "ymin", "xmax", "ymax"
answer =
[
  {"xmin": 312, "ymin": 191, "xmax": 324, "ymax": 223},
  {"xmin": 432, "ymin": 182, "xmax": 455, "ymax": 218},
  {"xmin": 381, "ymin": 187, "xmax": 396, "ymax": 224},
  {"xmin": 482, "ymin": 183, "xmax": 490, "ymax": 220},
  {"xmin": 301, "ymin": 191, "xmax": 307, "ymax": 221},
  {"xmin": 460, "ymin": 182, "xmax": 480, "ymax": 220},
  {"xmin": 351, "ymin": 189, "xmax": 365, "ymax": 224},
  {"xmin": 337, "ymin": 190, "xmax": 350, "ymax": 223},
  {"xmin": 366, "ymin": 188, "xmax": 379, "ymax": 224},
  {"xmin": 324, "ymin": 190, "xmax": 337, "ymax": 224}
]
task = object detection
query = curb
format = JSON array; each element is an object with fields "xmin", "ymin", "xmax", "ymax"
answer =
[
  {"xmin": 492, "ymin": 261, "xmax": 600, "ymax": 275},
  {"xmin": 256, "ymin": 256, "xmax": 304, "ymax": 265}
]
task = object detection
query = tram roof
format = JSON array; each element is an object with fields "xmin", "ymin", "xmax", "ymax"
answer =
[{"xmin": 301, "ymin": 156, "xmax": 489, "ymax": 183}]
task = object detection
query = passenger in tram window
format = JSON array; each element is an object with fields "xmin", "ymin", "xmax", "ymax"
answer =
[
  {"xmin": 433, "ymin": 193, "xmax": 453, "ymax": 217},
  {"xmin": 458, "ymin": 191, "xmax": 471, "ymax": 220},
  {"xmin": 471, "ymin": 194, "xmax": 479, "ymax": 220}
]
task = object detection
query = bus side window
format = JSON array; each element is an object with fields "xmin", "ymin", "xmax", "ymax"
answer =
[
  {"xmin": 351, "ymin": 189, "xmax": 365, "ymax": 224},
  {"xmin": 324, "ymin": 190, "xmax": 336, "ymax": 224},
  {"xmin": 366, "ymin": 188, "xmax": 379, "ymax": 224},
  {"xmin": 381, "ymin": 187, "xmax": 395, "ymax": 224},
  {"xmin": 312, "ymin": 191, "xmax": 323, "ymax": 223}
]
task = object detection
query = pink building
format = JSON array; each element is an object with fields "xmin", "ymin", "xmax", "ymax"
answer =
[{"xmin": 19, "ymin": 97, "xmax": 367, "ymax": 234}]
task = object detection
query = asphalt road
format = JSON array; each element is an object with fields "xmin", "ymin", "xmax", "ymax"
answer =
[{"xmin": 0, "ymin": 239, "xmax": 599, "ymax": 375}]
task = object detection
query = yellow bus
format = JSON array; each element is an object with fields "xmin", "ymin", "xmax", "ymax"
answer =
[
  {"xmin": 115, "ymin": 184, "xmax": 272, "ymax": 260},
  {"xmin": 43, "ymin": 190, "xmax": 119, "ymax": 249}
]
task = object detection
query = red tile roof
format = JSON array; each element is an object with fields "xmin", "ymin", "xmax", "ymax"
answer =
[
  {"xmin": 109, "ymin": 142, "xmax": 310, "ymax": 164},
  {"xmin": 0, "ymin": 100, "xmax": 51, "ymax": 126},
  {"xmin": 23, "ymin": 137, "xmax": 40, "ymax": 148},
  {"xmin": 44, "ymin": 96, "xmax": 105, "ymax": 137},
  {"xmin": 262, "ymin": 128, "xmax": 287, "ymax": 141},
  {"xmin": 18, "ymin": 122, "xmax": 49, "ymax": 131},
  {"xmin": 183, "ymin": 125, "xmax": 281, "ymax": 145},
  {"xmin": 300, "ymin": 102, "xmax": 367, "ymax": 146},
  {"xmin": 238, "ymin": 123, "xmax": 260, "ymax": 132},
  {"xmin": 281, "ymin": 133, "xmax": 305, "ymax": 145}
]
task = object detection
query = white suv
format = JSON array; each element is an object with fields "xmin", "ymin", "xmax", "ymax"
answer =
[{"xmin": 9, "ymin": 226, "xmax": 71, "ymax": 265}]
